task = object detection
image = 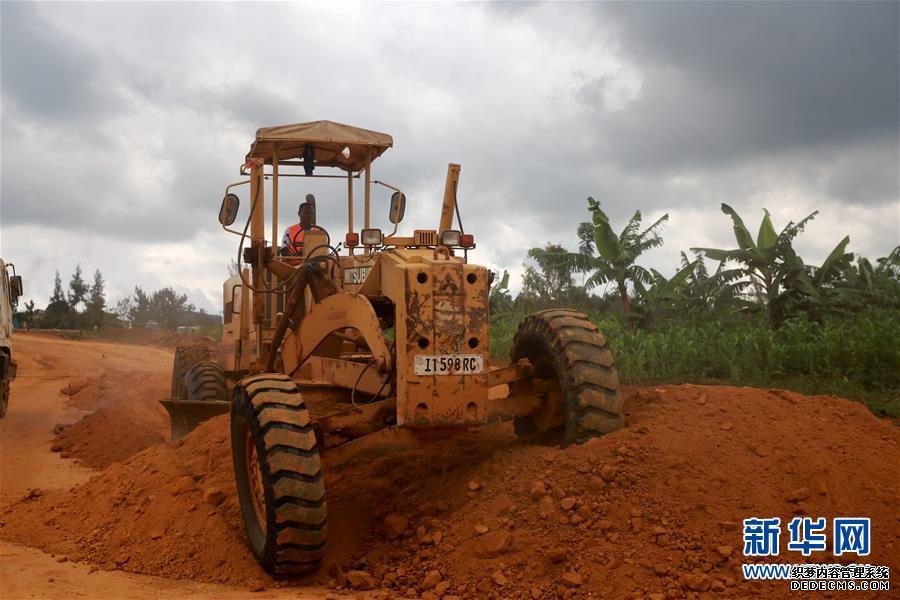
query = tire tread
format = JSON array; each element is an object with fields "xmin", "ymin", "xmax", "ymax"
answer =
[
  {"xmin": 231, "ymin": 377, "xmax": 326, "ymax": 575},
  {"xmin": 510, "ymin": 310, "xmax": 624, "ymax": 445}
]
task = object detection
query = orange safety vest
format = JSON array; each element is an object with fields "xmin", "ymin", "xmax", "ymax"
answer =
[{"xmin": 284, "ymin": 224, "xmax": 320, "ymax": 255}]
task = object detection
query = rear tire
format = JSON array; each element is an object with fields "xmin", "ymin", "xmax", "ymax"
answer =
[
  {"xmin": 510, "ymin": 309, "xmax": 624, "ymax": 446},
  {"xmin": 170, "ymin": 343, "xmax": 211, "ymax": 400},
  {"xmin": 231, "ymin": 374, "xmax": 327, "ymax": 575},
  {"xmin": 184, "ymin": 361, "xmax": 227, "ymax": 401}
]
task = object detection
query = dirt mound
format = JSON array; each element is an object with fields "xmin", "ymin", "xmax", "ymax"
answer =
[
  {"xmin": 60, "ymin": 376, "xmax": 106, "ymax": 410},
  {"xmin": 2, "ymin": 385, "xmax": 897, "ymax": 598},
  {"xmin": 328, "ymin": 386, "xmax": 899, "ymax": 599},
  {"xmin": 60, "ymin": 379, "xmax": 92, "ymax": 402},
  {"xmin": 52, "ymin": 406, "xmax": 168, "ymax": 470},
  {"xmin": 1, "ymin": 417, "xmax": 262, "ymax": 585},
  {"xmin": 54, "ymin": 369, "xmax": 170, "ymax": 468},
  {"xmin": 94, "ymin": 328, "xmax": 214, "ymax": 349},
  {"xmin": 0, "ymin": 412, "xmax": 508, "ymax": 587}
]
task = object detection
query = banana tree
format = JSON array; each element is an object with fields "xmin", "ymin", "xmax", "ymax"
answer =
[
  {"xmin": 776, "ymin": 235, "xmax": 862, "ymax": 321},
  {"xmin": 575, "ymin": 197, "xmax": 669, "ymax": 316},
  {"xmin": 631, "ymin": 259, "xmax": 698, "ymax": 323},
  {"xmin": 875, "ymin": 246, "xmax": 900, "ymax": 279},
  {"xmin": 692, "ymin": 203, "xmax": 817, "ymax": 328},
  {"xmin": 839, "ymin": 246, "xmax": 900, "ymax": 310},
  {"xmin": 489, "ymin": 269, "xmax": 516, "ymax": 323},
  {"xmin": 676, "ymin": 251, "xmax": 749, "ymax": 315}
]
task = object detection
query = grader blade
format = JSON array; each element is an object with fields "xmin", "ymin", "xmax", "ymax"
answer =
[{"xmin": 161, "ymin": 398, "xmax": 230, "ymax": 442}]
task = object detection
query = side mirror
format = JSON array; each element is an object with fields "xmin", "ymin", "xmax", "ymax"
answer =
[
  {"xmin": 219, "ymin": 193, "xmax": 240, "ymax": 226},
  {"xmin": 9, "ymin": 275, "xmax": 22, "ymax": 300},
  {"xmin": 389, "ymin": 191, "xmax": 406, "ymax": 224}
]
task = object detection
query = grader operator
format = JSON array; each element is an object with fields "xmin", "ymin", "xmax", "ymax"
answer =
[{"xmin": 162, "ymin": 120, "xmax": 624, "ymax": 574}]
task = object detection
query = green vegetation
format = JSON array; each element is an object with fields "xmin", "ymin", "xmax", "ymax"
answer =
[
  {"xmin": 577, "ymin": 197, "xmax": 669, "ymax": 315},
  {"xmin": 490, "ymin": 201, "xmax": 900, "ymax": 418},
  {"xmin": 17, "ymin": 265, "xmax": 219, "ymax": 336},
  {"xmin": 593, "ymin": 310, "xmax": 899, "ymax": 417},
  {"xmin": 40, "ymin": 265, "xmax": 110, "ymax": 330}
]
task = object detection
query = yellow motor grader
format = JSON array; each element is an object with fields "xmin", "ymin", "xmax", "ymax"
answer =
[{"xmin": 162, "ymin": 120, "xmax": 623, "ymax": 575}]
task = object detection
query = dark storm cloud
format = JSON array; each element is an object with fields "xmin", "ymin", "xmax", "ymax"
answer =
[
  {"xmin": 0, "ymin": 158, "xmax": 199, "ymax": 243},
  {"xmin": 0, "ymin": 21, "xmax": 289, "ymax": 241},
  {"xmin": 821, "ymin": 138, "xmax": 900, "ymax": 206},
  {"xmin": 0, "ymin": 2, "xmax": 125, "ymax": 122},
  {"xmin": 2, "ymin": 1, "xmax": 897, "ymax": 312},
  {"xmin": 591, "ymin": 1, "xmax": 899, "ymax": 172}
]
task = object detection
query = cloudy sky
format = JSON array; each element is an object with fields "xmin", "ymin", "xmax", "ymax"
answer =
[{"xmin": 2, "ymin": 1, "xmax": 897, "ymax": 314}]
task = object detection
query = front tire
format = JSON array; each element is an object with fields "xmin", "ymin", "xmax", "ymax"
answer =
[
  {"xmin": 231, "ymin": 374, "xmax": 327, "ymax": 575},
  {"xmin": 510, "ymin": 309, "xmax": 624, "ymax": 445}
]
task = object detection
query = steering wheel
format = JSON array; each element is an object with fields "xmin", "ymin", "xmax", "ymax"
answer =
[{"xmin": 289, "ymin": 225, "xmax": 331, "ymax": 256}]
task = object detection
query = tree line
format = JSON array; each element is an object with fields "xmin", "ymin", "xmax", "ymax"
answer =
[
  {"xmin": 493, "ymin": 199, "xmax": 899, "ymax": 330},
  {"xmin": 488, "ymin": 199, "xmax": 899, "ymax": 416},
  {"xmin": 19, "ymin": 264, "xmax": 209, "ymax": 331},
  {"xmin": 37, "ymin": 265, "xmax": 107, "ymax": 329}
]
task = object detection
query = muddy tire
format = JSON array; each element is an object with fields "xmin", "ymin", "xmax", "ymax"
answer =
[
  {"xmin": 510, "ymin": 309, "xmax": 624, "ymax": 446},
  {"xmin": 184, "ymin": 361, "xmax": 227, "ymax": 401},
  {"xmin": 0, "ymin": 379, "xmax": 8, "ymax": 418},
  {"xmin": 170, "ymin": 344, "xmax": 211, "ymax": 400},
  {"xmin": 231, "ymin": 374, "xmax": 327, "ymax": 575}
]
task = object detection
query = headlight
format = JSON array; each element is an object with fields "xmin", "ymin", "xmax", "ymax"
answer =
[
  {"xmin": 440, "ymin": 229, "xmax": 461, "ymax": 247},
  {"xmin": 361, "ymin": 228, "xmax": 383, "ymax": 246}
]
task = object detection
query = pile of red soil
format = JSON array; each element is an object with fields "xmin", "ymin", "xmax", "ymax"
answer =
[
  {"xmin": 1, "ymin": 417, "xmax": 261, "ymax": 584},
  {"xmin": 325, "ymin": 386, "xmax": 898, "ymax": 599},
  {"xmin": 2, "ymin": 385, "xmax": 897, "ymax": 599},
  {"xmin": 59, "ymin": 378, "xmax": 95, "ymax": 409},
  {"xmin": 54, "ymin": 369, "xmax": 169, "ymax": 468},
  {"xmin": 94, "ymin": 328, "xmax": 214, "ymax": 349}
]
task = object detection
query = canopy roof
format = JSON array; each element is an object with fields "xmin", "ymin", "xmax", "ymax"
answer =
[{"xmin": 246, "ymin": 120, "xmax": 393, "ymax": 172}]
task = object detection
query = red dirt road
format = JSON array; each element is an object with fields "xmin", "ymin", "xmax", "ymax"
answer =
[
  {"xmin": 0, "ymin": 334, "xmax": 340, "ymax": 599},
  {"xmin": 1, "ymin": 333, "xmax": 898, "ymax": 599}
]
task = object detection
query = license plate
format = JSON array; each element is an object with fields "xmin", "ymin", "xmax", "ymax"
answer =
[{"xmin": 414, "ymin": 354, "xmax": 484, "ymax": 376}]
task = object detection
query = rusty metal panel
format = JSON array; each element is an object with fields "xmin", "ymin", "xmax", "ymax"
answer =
[
  {"xmin": 317, "ymin": 356, "xmax": 387, "ymax": 395},
  {"xmin": 213, "ymin": 340, "xmax": 237, "ymax": 372},
  {"xmin": 487, "ymin": 359, "xmax": 534, "ymax": 387},
  {"xmin": 378, "ymin": 251, "xmax": 407, "ymax": 303},
  {"xmin": 395, "ymin": 259, "xmax": 433, "ymax": 425},
  {"xmin": 281, "ymin": 329, "xmax": 299, "ymax": 374},
  {"xmin": 397, "ymin": 255, "xmax": 490, "ymax": 428},
  {"xmin": 295, "ymin": 294, "xmax": 391, "ymax": 373},
  {"xmin": 462, "ymin": 263, "xmax": 490, "ymax": 358},
  {"xmin": 432, "ymin": 261, "xmax": 465, "ymax": 350}
]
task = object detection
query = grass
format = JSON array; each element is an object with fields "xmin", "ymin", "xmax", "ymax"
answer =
[{"xmin": 490, "ymin": 308, "xmax": 900, "ymax": 418}]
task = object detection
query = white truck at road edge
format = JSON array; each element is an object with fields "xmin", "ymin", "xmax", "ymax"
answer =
[{"xmin": 0, "ymin": 259, "xmax": 24, "ymax": 417}]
